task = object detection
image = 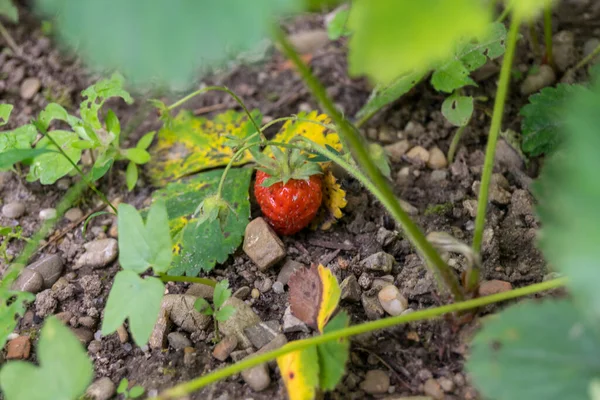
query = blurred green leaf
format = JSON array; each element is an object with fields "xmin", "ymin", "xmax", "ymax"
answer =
[
  {"xmin": 105, "ymin": 109, "xmax": 120, "ymax": 136},
  {"xmin": 35, "ymin": 0, "xmax": 300, "ymax": 88},
  {"xmin": 213, "ymin": 279, "xmax": 232, "ymax": 310},
  {"xmin": 0, "ymin": 317, "xmax": 93, "ymax": 400},
  {"xmin": 27, "ymin": 130, "xmax": 82, "ymax": 184},
  {"xmin": 37, "ymin": 103, "xmax": 80, "ymax": 132},
  {"xmin": 90, "ymin": 150, "xmax": 115, "ymax": 181},
  {"xmin": 317, "ymin": 311, "xmax": 350, "ymax": 390},
  {"xmin": 508, "ymin": 0, "xmax": 554, "ymax": 20},
  {"xmin": 79, "ymin": 73, "xmax": 133, "ymax": 130},
  {"xmin": 117, "ymin": 378, "xmax": 129, "ymax": 394},
  {"xmin": 126, "ymin": 162, "xmax": 138, "ymax": 191},
  {"xmin": 520, "ymin": 84, "xmax": 586, "ymax": 156},
  {"xmin": 129, "ymin": 386, "xmax": 145, "ymax": 399},
  {"xmin": 136, "ymin": 131, "xmax": 155, "ymax": 150},
  {"xmin": 215, "ymin": 305, "xmax": 236, "ymax": 321},
  {"xmin": 102, "ymin": 270, "xmax": 164, "ymax": 346},
  {"xmin": 153, "ymin": 167, "xmax": 252, "ymax": 276},
  {"xmin": 468, "ymin": 300, "xmax": 600, "ymax": 400},
  {"xmin": 367, "ymin": 143, "xmax": 391, "ymax": 179},
  {"xmin": 441, "ymin": 93, "xmax": 474, "ymax": 126},
  {"xmin": 0, "ymin": 103, "xmax": 13, "ymax": 126},
  {"xmin": 0, "ymin": 0, "xmax": 18, "ymax": 23},
  {"xmin": 194, "ymin": 298, "xmax": 213, "ymax": 316},
  {"xmin": 0, "ymin": 148, "xmax": 55, "ymax": 170},
  {"xmin": 327, "ymin": 7, "xmax": 350, "ymax": 40},
  {"xmin": 0, "ymin": 288, "xmax": 34, "ymax": 349},
  {"xmin": 0, "ymin": 124, "xmax": 37, "ymax": 153},
  {"xmin": 125, "ymin": 148, "xmax": 151, "ymax": 164},
  {"xmin": 347, "ymin": 0, "xmax": 491, "ymax": 84}
]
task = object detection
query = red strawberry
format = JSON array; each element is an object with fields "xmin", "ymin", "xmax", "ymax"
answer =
[{"xmin": 253, "ymin": 147, "xmax": 323, "ymax": 235}]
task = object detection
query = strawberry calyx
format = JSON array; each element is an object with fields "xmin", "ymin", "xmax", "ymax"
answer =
[{"xmin": 254, "ymin": 146, "xmax": 322, "ymax": 187}]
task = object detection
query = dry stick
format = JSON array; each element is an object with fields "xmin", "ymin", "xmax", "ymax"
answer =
[
  {"xmin": 0, "ymin": 21, "xmax": 21, "ymax": 56},
  {"xmin": 568, "ymin": 42, "xmax": 600, "ymax": 74},
  {"xmin": 152, "ymin": 277, "xmax": 566, "ymax": 400}
]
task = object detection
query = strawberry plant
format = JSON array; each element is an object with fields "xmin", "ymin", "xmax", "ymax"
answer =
[{"xmin": 194, "ymin": 280, "xmax": 236, "ymax": 342}]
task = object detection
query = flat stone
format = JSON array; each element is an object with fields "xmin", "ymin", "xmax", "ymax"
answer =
[
  {"xmin": 116, "ymin": 325, "xmax": 128, "ymax": 343},
  {"xmin": 362, "ymin": 293, "xmax": 385, "ymax": 320},
  {"xmin": 340, "ymin": 275, "xmax": 361, "ymax": 302},
  {"xmin": 39, "ymin": 208, "xmax": 57, "ymax": 220},
  {"xmin": 423, "ymin": 378, "xmax": 444, "ymax": 400},
  {"xmin": 231, "ymin": 348, "xmax": 254, "ymax": 362},
  {"xmin": 79, "ymin": 316, "xmax": 97, "ymax": 329},
  {"xmin": 406, "ymin": 146, "xmax": 430, "ymax": 164},
  {"xmin": 162, "ymin": 294, "xmax": 212, "ymax": 333},
  {"xmin": 478, "ymin": 280, "xmax": 513, "ymax": 296},
  {"xmin": 168, "ymin": 332, "xmax": 192, "ymax": 350},
  {"xmin": 244, "ymin": 320, "xmax": 281, "ymax": 349},
  {"xmin": 360, "ymin": 370, "xmax": 390, "ymax": 395},
  {"xmin": 288, "ymin": 29, "xmax": 329, "ymax": 54},
  {"xmin": 85, "ymin": 377, "xmax": 116, "ymax": 400},
  {"xmin": 74, "ymin": 238, "xmax": 118, "ymax": 269},
  {"xmin": 26, "ymin": 254, "xmax": 64, "ymax": 288},
  {"xmin": 361, "ymin": 252, "xmax": 395, "ymax": 273},
  {"xmin": 272, "ymin": 281, "xmax": 285, "ymax": 294},
  {"xmin": 378, "ymin": 285, "xmax": 408, "ymax": 316},
  {"xmin": 6, "ymin": 336, "xmax": 31, "ymax": 359},
  {"xmin": 71, "ymin": 327, "xmax": 94, "ymax": 345},
  {"xmin": 243, "ymin": 218, "xmax": 286, "ymax": 271},
  {"xmin": 242, "ymin": 363, "xmax": 271, "ymax": 392},
  {"xmin": 277, "ymin": 259, "xmax": 304, "ymax": 285},
  {"xmin": 384, "ymin": 140, "xmax": 410, "ymax": 163},
  {"xmin": 11, "ymin": 269, "xmax": 43, "ymax": 293},
  {"xmin": 520, "ymin": 64, "xmax": 556, "ymax": 95},
  {"xmin": 149, "ymin": 308, "xmax": 171, "ymax": 350},
  {"xmin": 2, "ymin": 202, "xmax": 25, "ymax": 218},
  {"xmin": 213, "ymin": 335, "xmax": 238, "ymax": 361},
  {"xmin": 218, "ymin": 297, "xmax": 261, "ymax": 348},
  {"xmin": 64, "ymin": 207, "xmax": 83, "ymax": 222},
  {"xmin": 185, "ymin": 283, "xmax": 214, "ymax": 299},
  {"xmin": 20, "ymin": 77, "xmax": 41, "ymax": 99},
  {"xmin": 427, "ymin": 147, "xmax": 448, "ymax": 169},
  {"xmin": 233, "ymin": 286, "xmax": 251, "ymax": 299},
  {"xmin": 282, "ymin": 305, "xmax": 309, "ymax": 333}
]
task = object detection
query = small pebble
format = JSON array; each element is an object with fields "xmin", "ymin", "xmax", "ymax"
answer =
[
  {"xmin": 183, "ymin": 347, "xmax": 196, "ymax": 367},
  {"xmin": 6, "ymin": 336, "xmax": 31, "ymax": 359},
  {"xmin": 85, "ymin": 377, "xmax": 115, "ymax": 400},
  {"xmin": 340, "ymin": 274, "xmax": 361, "ymax": 302},
  {"xmin": 478, "ymin": 280, "xmax": 512, "ymax": 296},
  {"xmin": 2, "ymin": 202, "xmax": 25, "ymax": 218},
  {"xmin": 282, "ymin": 306, "xmax": 309, "ymax": 333},
  {"xmin": 424, "ymin": 378, "xmax": 444, "ymax": 400},
  {"xmin": 360, "ymin": 370, "xmax": 390, "ymax": 395},
  {"xmin": 405, "ymin": 146, "xmax": 430, "ymax": 164},
  {"xmin": 167, "ymin": 332, "xmax": 192, "ymax": 350},
  {"xmin": 241, "ymin": 364, "xmax": 271, "ymax": 392},
  {"xmin": 272, "ymin": 281, "xmax": 285, "ymax": 294},
  {"xmin": 427, "ymin": 147, "xmax": 448, "ymax": 169},
  {"xmin": 39, "ymin": 208, "xmax": 57, "ymax": 220},
  {"xmin": 20, "ymin": 77, "xmax": 41, "ymax": 100},
  {"xmin": 234, "ymin": 286, "xmax": 251, "ymax": 299},
  {"xmin": 116, "ymin": 325, "xmax": 129, "ymax": 343},
  {"xmin": 251, "ymin": 288, "xmax": 260, "ymax": 299},
  {"xmin": 88, "ymin": 340, "xmax": 102, "ymax": 354},
  {"xmin": 520, "ymin": 65, "xmax": 556, "ymax": 95},
  {"xmin": 74, "ymin": 238, "xmax": 118, "ymax": 269},
  {"xmin": 377, "ymin": 285, "xmax": 408, "ymax": 316},
  {"xmin": 64, "ymin": 207, "xmax": 83, "ymax": 222},
  {"xmin": 213, "ymin": 335, "xmax": 238, "ymax": 361}
]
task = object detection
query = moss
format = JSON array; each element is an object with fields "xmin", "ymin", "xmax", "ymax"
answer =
[{"xmin": 424, "ymin": 202, "xmax": 453, "ymax": 216}]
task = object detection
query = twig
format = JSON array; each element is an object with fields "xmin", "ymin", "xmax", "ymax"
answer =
[
  {"xmin": 0, "ymin": 21, "xmax": 21, "ymax": 56},
  {"xmin": 308, "ymin": 238, "xmax": 354, "ymax": 251}
]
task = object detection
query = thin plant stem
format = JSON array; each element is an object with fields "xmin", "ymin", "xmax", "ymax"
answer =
[
  {"xmin": 495, "ymin": 5, "xmax": 511, "ymax": 23},
  {"xmin": 272, "ymin": 25, "xmax": 464, "ymax": 301},
  {"xmin": 529, "ymin": 22, "xmax": 541, "ymax": 57},
  {"xmin": 447, "ymin": 125, "xmax": 467, "ymax": 164},
  {"xmin": 215, "ymin": 141, "xmax": 260, "ymax": 199},
  {"xmin": 0, "ymin": 21, "xmax": 21, "ymax": 56},
  {"xmin": 152, "ymin": 277, "xmax": 566, "ymax": 400},
  {"xmin": 158, "ymin": 274, "xmax": 216, "ymax": 287},
  {"xmin": 544, "ymin": 4, "xmax": 554, "ymax": 68},
  {"xmin": 472, "ymin": 15, "xmax": 521, "ymax": 255},
  {"xmin": 570, "ymin": 42, "xmax": 600, "ymax": 73}
]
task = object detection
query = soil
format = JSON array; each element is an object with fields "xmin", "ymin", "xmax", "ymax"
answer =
[{"xmin": 0, "ymin": 1, "xmax": 597, "ymax": 399}]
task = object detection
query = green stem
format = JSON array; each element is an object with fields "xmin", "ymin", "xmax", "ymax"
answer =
[
  {"xmin": 447, "ymin": 125, "xmax": 467, "ymax": 164},
  {"xmin": 570, "ymin": 42, "xmax": 600, "ymax": 73},
  {"xmin": 495, "ymin": 5, "xmax": 511, "ymax": 23},
  {"xmin": 158, "ymin": 274, "xmax": 217, "ymax": 288},
  {"xmin": 472, "ymin": 15, "xmax": 521, "ymax": 253},
  {"xmin": 272, "ymin": 25, "xmax": 464, "ymax": 301},
  {"xmin": 529, "ymin": 21, "xmax": 541, "ymax": 57},
  {"xmin": 544, "ymin": 4, "xmax": 554, "ymax": 68},
  {"xmin": 153, "ymin": 277, "xmax": 566, "ymax": 400},
  {"xmin": 216, "ymin": 141, "xmax": 260, "ymax": 199}
]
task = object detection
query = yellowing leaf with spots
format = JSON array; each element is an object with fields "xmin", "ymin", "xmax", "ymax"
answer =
[
  {"xmin": 148, "ymin": 109, "xmax": 261, "ymax": 186},
  {"xmin": 311, "ymin": 169, "xmax": 347, "ymax": 231},
  {"xmin": 277, "ymin": 345, "xmax": 319, "ymax": 400},
  {"xmin": 316, "ymin": 264, "xmax": 341, "ymax": 332}
]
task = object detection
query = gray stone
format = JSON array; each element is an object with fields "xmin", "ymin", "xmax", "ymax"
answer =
[
  {"xmin": 11, "ymin": 269, "xmax": 43, "ymax": 293},
  {"xmin": 35, "ymin": 289, "xmax": 57, "ymax": 317},
  {"xmin": 27, "ymin": 254, "xmax": 64, "ymax": 288},
  {"xmin": 253, "ymin": 333, "xmax": 287, "ymax": 370},
  {"xmin": 218, "ymin": 297, "xmax": 261, "ymax": 348},
  {"xmin": 384, "ymin": 140, "xmax": 410, "ymax": 163},
  {"xmin": 162, "ymin": 294, "xmax": 211, "ymax": 333},
  {"xmin": 243, "ymin": 218, "xmax": 286, "ymax": 271},
  {"xmin": 185, "ymin": 283, "xmax": 214, "ymax": 299},
  {"xmin": 39, "ymin": 208, "xmax": 57, "ymax": 220},
  {"xmin": 64, "ymin": 207, "xmax": 83, "ymax": 222},
  {"xmin": 20, "ymin": 77, "xmax": 41, "ymax": 100},
  {"xmin": 358, "ymin": 272, "xmax": 373, "ymax": 290},
  {"xmin": 430, "ymin": 170, "xmax": 448, "ymax": 182},
  {"xmin": 463, "ymin": 199, "xmax": 478, "ymax": 218},
  {"xmin": 423, "ymin": 378, "xmax": 444, "ymax": 400},
  {"xmin": 272, "ymin": 281, "xmax": 285, "ymax": 294},
  {"xmin": 553, "ymin": 30, "xmax": 576, "ymax": 72},
  {"xmin": 362, "ymin": 293, "xmax": 385, "ymax": 320},
  {"xmin": 276, "ymin": 259, "xmax": 304, "ymax": 285},
  {"xmin": 378, "ymin": 285, "xmax": 408, "ymax": 316},
  {"xmin": 74, "ymin": 238, "xmax": 118, "ymax": 269},
  {"xmin": 520, "ymin": 64, "xmax": 556, "ymax": 95},
  {"xmin": 149, "ymin": 308, "xmax": 171, "ymax": 349},
  {"xmin": 495, "ymin": 138, "xmax": 524, "ymax": 170},
  {"xmin": 427, "ymin": 147, "xmax": 447, "ymax": 169},
  {"xmin": 71, "ymin": 327, "xmax": 94, "ymax": 345},
  {"xmin": 230, "ymin": 348, "xmax": 254, "ymax": 362},
  {"xmin": 361, "ymin": 252, "xmax": 395, "ymax": 273},
  {"xmin": 233, "ymin": 286, "xmax": 251, "ymax": 299},
  {"xmin": 213, "ymin": 335, "xmax": 238, "ymax": 361},
  {"xmin": 85, "ymin": 377, "xmax": 116, "ymax": 400},
  {"xmin": 360, "ymin": 370, "xmax": 390, "ymax": 395},
  {"xmin": 244, "ymin": 320, "xmax": 281, "ymax": 349},
  {"xmin": 241, "ymin": 363, "xmax": 271, "ymax": 392},
  {"xmin": 340, "ymin": 275, "xmax": 361, "ymax": 302},
  {"xmin": 288, "ymin": 29, "xmax": 329, "ymax": 54},
  {"xmin": 283, "ymin": 305, "xmax": 309, "ymax": 333},
  {"xmin": 376, "ymin": 227, "xmax": 396, "ymax": 247},
  {"xmin": 406, "ymin": 146, "xmax": 430, "ymax": 163},
  {"xmin": 168, "ymin": 332, "xmax": 192, "ymax": 350},
  {"xmin": 88, "ymin": 340, "xmax": 102, "ymax": 354},
  {"xmin": 78, "ymin": 316, "xmax": 97, "ymax": 329},
  {"xmin": 371, "ymin": 276, "xmax": 395, "ymax": 291},
  {"xmin": 254, "ymin": 277, "xmax": 272, "ymax": 293},
  {"xmin": 2, "ymin": 202, "xmax": 25, "ymax": 218}
]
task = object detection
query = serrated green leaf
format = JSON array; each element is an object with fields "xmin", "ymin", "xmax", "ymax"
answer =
[
  {"xmin": 317, "ymin": 311, "xmax": 350, "ymax": 390},
  {"xmin": 442, "ymin": 93, "xmax": 474, "ymax": 127},
  {"xmin": 79, "ymin": 73, "xmax": 133, "ymax": 130},
  {"xmin": 467, "ymin": 300, "xmax": 600, "ymax": 400},
  {"xmin": 431, "ymin": 60, "xmax": 475, "ymax": 93},
  {"xmin": 0, "ymin": 103, "xmax": 13, "ymax": 126},
  {"xmin": 27, "ymin": 130, "xmax": 82, "ymax": 184},
  {"xmin": 125, "ymin": 148, "xmax": 151, "ymax": 164},
  {"xmin": 215, "ymin": 305, "xmax": 236, "ymax": 322},
  {"xmin": 327, "ymin": 7, "xmax": 350, "ymax": 40},
  {"xmin": 136, "ymin": 131, "xmax": 155, "ymax": 150},
  {"xmin": 0, "ymin": 124, "xmax": 37, "ymax": 153},
  {"xmin": 105, "ymin": 109, "xmax": 120, "ymax": 136},
  {"xmin": 126, "ymin": 162, "xmax": 138, "ymax": 191},
  {"xmin": 193, "ymin": 298, "xmax": 213, "ymax": 316},
  {"xmin": 37, "ymin": 103, "xmax": 80, "ymax": 132},
  {"xmin": 102, "ymin": 270, "xmax": 164, "ymax": 346},
  {"xmin": 214, "ymin": 279, "xmax": 232, "ymax": 310},
  {"xmin": 347, "ymin": 0, "xmax": 491, "ymax": 84},
  {"xmin": 520, "ymin": 84, "xmax": 586, "ymax": 156},
  {"xmin": 0, "ymin": 148, "xmax": 55, "ymax": 170},
  {"xmin": 145, "ymin": 199, "xmax": 173, "ymax": 274},
  {"xmin": 0, "ymin": 317, "xmax": 93, "ymax": 400},
  {"xmin": 34, "ymin": 0, "xmax": 300, "ymax": 88},
  {"xmin": 277, "ymin": 345, "xmax": 320, "ymax": 400},
  {"xmin": 0, "ymin": 0, "xmax": 18, "ymax": 22},
  {"xmin": 153, "ymin": 167, "xmax": 252, "ymax": 276},
  {"xmin": 0, "ymin": 289, "xmax": 34, "ymax": 349},
  {"xmin": 149, "ymin": 110, "xmax": 261, "ymax": 186}
]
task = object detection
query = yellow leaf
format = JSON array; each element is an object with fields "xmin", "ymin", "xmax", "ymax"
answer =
[
  {"xmin": 311, "ymin": 169, "xmax": 347, "ymax": 231},
  {"xmin": 277, "ymin": 345, "xmax": 320, "ymax": 400},
  {"xmin": 316, "ymin": 264, "xmax": 341, "ymax": 333}
]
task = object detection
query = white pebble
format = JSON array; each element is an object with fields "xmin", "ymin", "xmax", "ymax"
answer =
[{"xmin": 377, "ymin": 285, "xmax": 408, "ymax": 316}]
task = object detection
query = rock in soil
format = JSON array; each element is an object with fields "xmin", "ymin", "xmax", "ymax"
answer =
[
  {"xmin": 233, "ymin": 286, "xmax": 251, "ymax": 300},
  {"xmin": 11, "ymin": 269, "xmax": 43, "ymax": 293},
  {"xmin": 287, "ymin": 29, "xmax": 329, "ymax": 54},
  {"xmin": 478, "ymin": 280, "xmax": 513, "ymax": 296},
  {"xmin": 438, "ymin": 377, "xmax": 455, "ymax": 392},
  {"xmin": 184, "ymin": 283, "xmax": 214, "ymax": 299},
  {"xmin": 423, "ymin": 378, "xmax": 445, "ymax": 400},
  {"xmin": 162, "ymin": 294, "xmax": 212, "ymax": 333},
  {"xmin": 85, "ymin": 377, "xmax": 116, "ymax": 400},
  {"xmin": 427, "ymin": 147, "xmax": 448, "ymax": 169},
  {"xmin": 6, "ymin": 336, "xmax": 31, "ymax": 360},
  {"xmin": 2, "ymin": 202, "xmax": 25, "ymax": 218},
  {"xmin": 116, "ymin": 325, "xmax": 129, "ymax": 343},
  {"xmin": 340, "ymin": 274, "xmax": 362, "ymax": 302},
  {"xmin": 218, "ymin": 297, "xmax": 261, "ymax": 348},
  {"xmin": 64, "ymin": 207, "xmax": 83, "ymax": 222},
  {"xmin": 39, "ymin": 208, "xmax": 57, "ymax": 220},
  {"xmin": 245, "ymin": 320, "xmax": 281, "ymax": 349},
  {"xmin": 71, "ymin": 327, "xmax": 94, "ymax": 345},
  {"xmin": 282, "ymin": 305, "xmax": 309, "ymax": 333},
  {"xmin": 243, "ymin": 217, "xmax": 286, "ymax": 271},
  {"xmin": 213, "ymin": 335, "xmax": 238, "ymax": 361},
  {"xmin": 149, "ymin": 309, "xmax": 171, "ymax": 350},
  {"xmin": 20, "ymin": 77, "xmax": 41, "ymax": 99},
  {"xmin": 378, "ymin": 285, "xmax": 408, "ymax": 316},
  {"xmin": 384, "ymin": 140, "xmax": 410, "ymax": 163},
  {"xmin": 167, "ymin": 332, "xmax": 192, "ymax": 350},
  {"xmin": 26, "ymin": 254, "xmax": 64, "ymax": 288},
  {"xmin": 74, "ymin": 238, "xmax": 118, "ymax": 269},
  {"xmin": 553, "ymin": 30, "xmax": 576, "ymax": 72},
  {"xmin": 276, "ymin": 258, "xmax": 304, "ymax": 285},
  {"xmin": 472, "ymin": 174, "xmax": 511, "ymax": 205},
  {"xmin": 360, "ymin": 370, "xmax": 390, "ymax": 395},
  {"xmin": 362, "ymin": 293, "xmax": 385, "ymax": 320},
  {"xmin": 361, "ymin": 252, "xmax": 395, "ymax": 273},
  {"xmin": 406, "ymin": 146, "xmax": 430, "ymax": 164},
  {"xmin": 35, "ymin": 289, "xmax": 57, "ymax": 317},
  {"xmin": 520, "ymin": 64, "xmax": 556, "ymax": 95},
  {"xmin": 241, "ymin": 363, "xmax": 271, "ymax": 392}
]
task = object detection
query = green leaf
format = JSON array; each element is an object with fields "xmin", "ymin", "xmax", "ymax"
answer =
[
  {"xmin": 0, "ymin": 289, "xmax": 34, "ymax": 349},
  {"xmin": 90, "ymin": 151, "xmax": 115, "ymax": 181},
  {"xmin": 442, "ymin": 93, "xmax": 474, "ymax": 127},
  {"xmin": 0, "ymin": 124, "xmax": 37, "ymax": 153},
  {"xmin": 79, "ymin": 73, "xmax": 133, "ymax": 130},
  {"xmin": 317, "ymin": 311, "xmax": 350, "ymax": 390},
  {"xmin": 431, "ymin": 60, "xmax": 475, "ymax": 93},
  {"xmin": 149, "ymin": 110, "xmax": 261, "ymax": 186},
  {"xmin": 125, "ymin": 148, "xmax": 151, "ymax": 164},
  {"xmin": 0, "ymin": 103, "xmax": 13, "ymax": 126},
  {"xmin": 105, "ymin": 109, "xmax": 120, "ymax": 136},
  {"xmin": 27, "ymin": 130, "xmax": 82, "ymax": 184},
  {"xmin": 0, "ymin": 0, "xmax": 18, "ymax": 23},
  {"xmin": 117, "ymin": 201, "xmax": 173, "ymax": 274},
  {"xmin": 327, "ymin": 7, "xmax": 350, "ymax": 40},
  {"xmin": 37, "ymin": 103, "xmax": 80, "ymax": 132},
  {"xmin": 34, "ymin": 0, "xmax": 300, "ymax": 88},
  {"xmin": 153, "ymin": 167, "xmax": 252, "ymax": 276},
  {"xmin": 126, "ymin": 162, "xmax": 138, "ymax": 191},
  {"xmin": 367, "ymin": 143, "xmax": 391, "ymax": 179},
  {"xmin": 467, "ymin": 300, "xmax": 600, "ymax": 400},
  {"xmin": 355, "ymin": 70, "xmax": 425, "ymax": 125},
  {"xmin": 215, "ymin": 305, "xmax": 236, "ymax": 322},
  {"xmin": 347, "ymin": 0, "xmax": 491, "ymax": 84},
  {"xmin": 129, "ymin": 386, "xmax": 145, "ymax": 399},
  {"xmin": 0, "ymin": 317, "xmax": 93, "ymax": 400},
  {"xmin": 213, "ymin": 279, "xmax": 232, "ymax": 310},
  {"xmin": 136, "ymin": 131, "xmax": 155, "ymax": 150},
  {"xmin": 0, "ymin": 148, "xmax": 55, "ymax": 170},
  {"xmin": 116, "ymin": 378, "xmax": 129, "ymax": 394},
  {"xmin": 520, "ymin": 84, "xmax": 586, "ymax": 157},
  {"xmin": 102, "ymin": 270, "xmax": 164, "ymax": 346},
  {"xmin": 193, "ymin": 298, "xmax": 213, "ymax": 316}
]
